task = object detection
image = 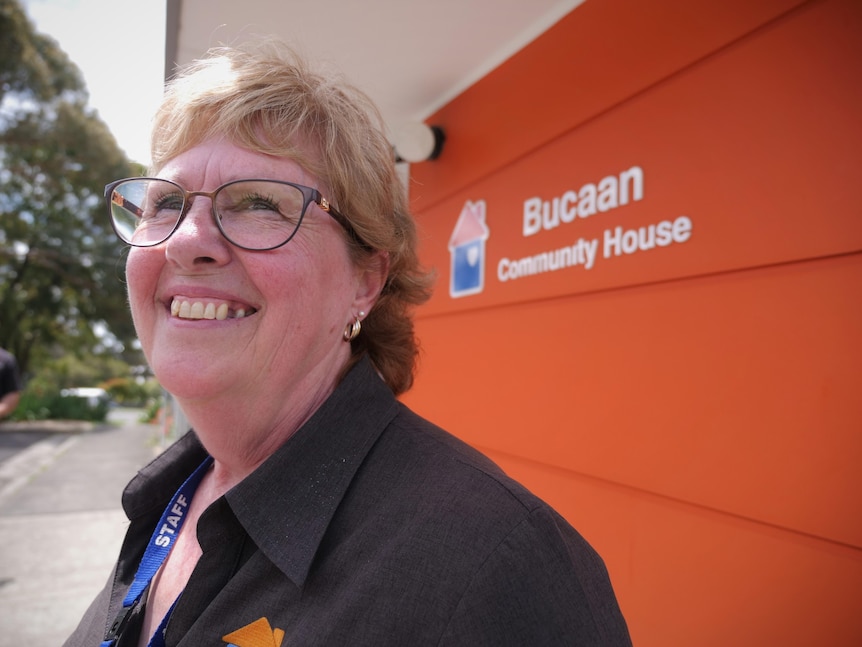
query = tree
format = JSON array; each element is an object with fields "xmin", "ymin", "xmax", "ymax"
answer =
[
  {"xmin": 0, "ymin": 0, "xmax": 83, "ymax": 103},
  {"xmin": 0, "ymin": 0, "xmax": 144, "ymax": 377}
]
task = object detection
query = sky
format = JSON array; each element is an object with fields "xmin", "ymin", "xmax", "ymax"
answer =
[{"xmin": 22, "ymin": 0, "xmax": 167, "ymax": 166}]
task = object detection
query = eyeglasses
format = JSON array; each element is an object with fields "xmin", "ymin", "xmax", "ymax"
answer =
[{"xmin": 104, "ymin": 177, "xmax": 362, "ymax": 251}]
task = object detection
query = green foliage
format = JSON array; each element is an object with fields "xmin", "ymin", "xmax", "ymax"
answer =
[
  {"xmin": 140, "ymin": 394, "xmax": 165, "ymax": 424},
  {"xmin": 100, "ymin": 375, "xmax": 162, "ymax": 407},
  {"xmin": 0, "ymin": 0, "xmax": 85, "ymax": 103},
  {"xmin": 12, "ymin": 387, "xmax": 109, "ymax": 422},
  {"xmin": 0, "ymin": 0, "xmax": 145, "ymax": 379},
  {"xmin": 11, "ymin": 352, "xmax": 161, "ymax": 420},
  {"xmin": 24, "ymin": 351, "xmax": 130, "ymax": 389}
]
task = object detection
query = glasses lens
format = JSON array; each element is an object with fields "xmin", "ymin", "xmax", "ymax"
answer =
[
  {"xmin": 215, "ymin": 180, "xmax": 307, "ymax": 250},
  {"xmin": 108, "ymin": 179, "xmax": 183, "ymax": 246}
]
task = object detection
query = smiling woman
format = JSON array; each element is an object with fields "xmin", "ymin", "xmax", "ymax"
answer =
[{"xmin": 63, "ymin": 40, "xmax": 631, "ymax": 647}]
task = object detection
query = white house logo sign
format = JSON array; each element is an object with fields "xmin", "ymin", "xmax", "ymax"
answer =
[{"xmin": 448, "ymin": 200, "xmax": 490, "ymax": 298}]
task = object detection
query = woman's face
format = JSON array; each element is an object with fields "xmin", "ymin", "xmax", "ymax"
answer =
[{"xmin": 127, "ymin": 138, "xmax": 383, "ymax": 422}]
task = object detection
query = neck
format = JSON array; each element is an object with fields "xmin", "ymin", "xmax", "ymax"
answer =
[{"xmin": 176, "ymin": 377, "xmax": 336, "ymax": 488}]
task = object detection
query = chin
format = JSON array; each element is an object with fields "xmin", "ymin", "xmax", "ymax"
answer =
[{"xmin": 148, "ymin": 349, "xmax": 237, "ymax": 403}]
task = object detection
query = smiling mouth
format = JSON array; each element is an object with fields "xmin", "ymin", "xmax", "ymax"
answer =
[{"xmin": 170, "ymin": 298, "xmax": 257, "ymax": 320}]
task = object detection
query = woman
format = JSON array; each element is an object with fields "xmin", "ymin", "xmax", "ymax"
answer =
[{"xmin": 66, "ymin": 41, "xmax": 631, "ymax": 646}]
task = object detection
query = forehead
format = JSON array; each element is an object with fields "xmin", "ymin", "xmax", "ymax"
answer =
[{"xmin": 156, "ymin": 138, "xmax": 322, "ymax": 189}]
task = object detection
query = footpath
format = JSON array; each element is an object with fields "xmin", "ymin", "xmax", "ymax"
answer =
[{"xmin": 0, "ymin": 412, "xmax": 161, "ymax": 646}]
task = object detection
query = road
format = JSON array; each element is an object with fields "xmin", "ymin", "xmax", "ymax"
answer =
[{"xmin": 0, "ymin": 410, "xmax": 160, "ymax": 646}]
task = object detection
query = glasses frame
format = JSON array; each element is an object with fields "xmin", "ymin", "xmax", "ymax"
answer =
[{"xmin": 104, "ymin": 177, "xmax": 364, "ymax": 251}]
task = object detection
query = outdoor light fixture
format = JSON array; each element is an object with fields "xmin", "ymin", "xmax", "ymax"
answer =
[{"xmin": 393, "ymin": 122, "xmax": 446, "ymax": 163}]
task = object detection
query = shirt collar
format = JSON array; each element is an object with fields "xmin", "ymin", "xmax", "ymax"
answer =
[
  {"xmin": 120, "ymin": 357, "xmax": 398, "ymax": 586},
  {"xmin": 122, "ymin": 427, "xmax": 209, "ymax": 519},
  {"xmin": 223, "ymin": 356, "xmax": 398, "ymax": 585}
]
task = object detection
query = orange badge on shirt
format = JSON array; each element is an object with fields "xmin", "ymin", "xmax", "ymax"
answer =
[{"xmin": 222, "ymin": 617, "xmax": 285, "ymax": 647}]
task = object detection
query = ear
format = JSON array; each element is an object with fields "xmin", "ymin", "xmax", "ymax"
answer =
[{"xmin": 352, "ymin": 250, "xmax": 390, "ymax": 315}]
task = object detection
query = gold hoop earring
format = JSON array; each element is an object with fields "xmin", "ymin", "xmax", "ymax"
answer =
[{"xmin": 343, "ymin": 311, "xmax": 365, "ymax": 342}]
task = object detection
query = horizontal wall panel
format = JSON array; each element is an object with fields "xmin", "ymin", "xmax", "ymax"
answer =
[
  {"xmin": 403, "ymin": 254, "xmax": 862, "ymax": 547},
  {"xmin": 410, "ymin": 0, "xmax": 809, "ymax": 211},
  {"xmin": 486, "ymin": 451, "xmax": 862, "ymax": 647}
]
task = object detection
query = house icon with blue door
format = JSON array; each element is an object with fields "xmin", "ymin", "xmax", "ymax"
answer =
[{"xmin": 448, "ymin": 200, "xmax": 490, "ymax": 298}]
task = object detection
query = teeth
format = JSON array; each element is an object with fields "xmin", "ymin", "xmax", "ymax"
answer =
[{"xmin": 170, "ymin": 299, "xmax": 250, "ymax": 320}]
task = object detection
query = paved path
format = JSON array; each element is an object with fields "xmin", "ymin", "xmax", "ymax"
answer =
[{"xmin": 0, "ymin": 413, "xmax": 160, "ymax": 646}]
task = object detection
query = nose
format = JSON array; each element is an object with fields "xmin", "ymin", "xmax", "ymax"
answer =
[{"xmin": 163, "ymin": 194, "xmax": 232, "ymax": 267}]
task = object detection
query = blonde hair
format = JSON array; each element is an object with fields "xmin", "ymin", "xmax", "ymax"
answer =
[{"xmin": 151, "ymin": 40, "xmax": 433, "ymax": 394}]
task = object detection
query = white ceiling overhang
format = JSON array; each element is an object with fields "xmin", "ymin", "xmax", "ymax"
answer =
[{"xmin": 165, "ymin": 0, "xmax": 586, "ymax": 137}]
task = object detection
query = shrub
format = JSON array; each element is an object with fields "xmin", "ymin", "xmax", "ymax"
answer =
[
  {"xmin": 140, "ymin": 395, "xmax": 164, "ymax": 424},
  {"xmin": 12, "ymin": 388, "xmax": 110, "ymax": 422}
]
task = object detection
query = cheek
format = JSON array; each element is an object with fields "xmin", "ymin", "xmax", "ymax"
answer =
[
  {"xmin": 125, "ymin": 249, "xmax": 162, "ymax": 324},
  {"xmin": 257, "ymin": 247, "xmax": 352, "ymax": 322}
]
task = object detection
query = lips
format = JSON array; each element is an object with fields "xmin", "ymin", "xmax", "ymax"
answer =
[{"xmin": 170, "ymin": 297, "xmax": 256, "ymax": 320}]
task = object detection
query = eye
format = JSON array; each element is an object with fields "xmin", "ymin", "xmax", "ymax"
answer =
[
  {"xmin": 241, "ymin": 192, "xmax": 281, "ymax": 212},
  {"xmin": 217, "ymin": 182, "xmax": 304, "ymax": 225},
  {"xmin": 138, "ymin": 188, "xmax": 184, "ymax": 223},
  {"xmin": 153, "ymin": 192, "xmax": 185, "ymax": 212}
]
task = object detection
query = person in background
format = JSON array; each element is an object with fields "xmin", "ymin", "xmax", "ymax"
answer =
[
  {"xmin": 0, "ymin": 347, "xmax": 23, "ymax": 420},
  {"xmin": 65, "ymin": 41, "xmax": 631, "ymax": 646}
]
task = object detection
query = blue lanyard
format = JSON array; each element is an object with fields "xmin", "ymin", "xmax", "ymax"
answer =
[{"xmin": 101, "ymin": 456, "xmax": 213, "ymax": 647}]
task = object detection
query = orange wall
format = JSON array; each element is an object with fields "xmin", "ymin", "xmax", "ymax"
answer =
[{"xmin": 400, "ymin": 0, "xmax": 862, "ymax": 645}]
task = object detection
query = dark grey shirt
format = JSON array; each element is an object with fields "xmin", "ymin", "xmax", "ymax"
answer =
[{"xmin": 65, "ymin": 358, "xmax": 631, "ymax": 646}]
